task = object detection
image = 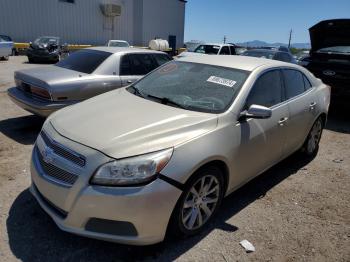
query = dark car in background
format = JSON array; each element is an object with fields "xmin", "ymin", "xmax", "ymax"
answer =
[
  {"xmin": 241, "ymin": 49, "xmax": 296, "ymax": 63},
  {"xmin": 27, "ymin": 36, "xmax": 68, "ymax": 63},
  {"xmin": 301, "ymin": 19, "xmax": 350, "ymax": 105}
]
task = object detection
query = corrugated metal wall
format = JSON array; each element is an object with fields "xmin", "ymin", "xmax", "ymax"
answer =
[
  {"xmin": 141, "ymin": 0, "xmax": 185, "ymax": 48},
  {"xmin": 0, "ymin": 0, "xmax": 185, "ymax": 47}
]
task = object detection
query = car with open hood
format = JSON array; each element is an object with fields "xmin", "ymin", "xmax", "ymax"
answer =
[
  {"xmin": 29, "ymin": 55, "xmax": 330, "ymax": 245},
  {"xmin": 301, "ymin": 19, "xmax": 350, "ymax": 105},
  {"xmin": 26, "ymin": 36, "xmax": 68, "ymax": 63},
  {"xmin": 8, "ymin": 47, "xmax": 172, "ymax": 117}
]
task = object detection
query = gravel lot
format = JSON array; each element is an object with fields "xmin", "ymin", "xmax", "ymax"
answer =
[{"xmin": 0, "ymin": 56, "xmax": 349, "ymax": 262}]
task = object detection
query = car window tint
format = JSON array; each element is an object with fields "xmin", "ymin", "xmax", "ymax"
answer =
[
  {"xmin": 246, "ymin": 70, "xmax": 283, "ymax": 108},
  {"xmin": 282, "ymin": 69, "xmax": 305, "ymax": 99},
  {"xmin": 219, "ymin": 46, "xmax": 230, "ymax": 55},
  {"xmin": 56, "ymin": 50, "xmax": 111, "ymax": 74},
  {"xmin": 303, "ymin": 75, "xmax": 312, "ymax": 90},
  {"xmin": 0, "ymin": 35, "xmax": 12, "ymax": 42},
  {"xmin": 129, "ymin": 54, "xmax": 157, "ymax": 75},
  {"xmin": 281, "ymin": 53, "xmax": 291, "ymax": 62},
  {"xmin": 229, "ymin": 46, "xmax": 236, "ymax": 55},
  {"xmin": 120, "ymin": 55, "xmax": 131, "ymax": 75},
  {"xmin": 153, "ymin": 54, "xmax": 171, "ymax": 66}
]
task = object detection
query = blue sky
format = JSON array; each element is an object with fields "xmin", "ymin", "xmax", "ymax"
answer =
[{"xmin": 184, "ymin": 0, "xmax": 350, "ymax": 44}]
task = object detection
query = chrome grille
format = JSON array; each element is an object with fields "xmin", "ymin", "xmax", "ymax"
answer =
[
  {"xmin": 36, "ymin": 146, "xmax": 78, "ymax": 186},
  {"xmin": 40, "ymin": 131, "xmax": 86, "ymax": 167}
]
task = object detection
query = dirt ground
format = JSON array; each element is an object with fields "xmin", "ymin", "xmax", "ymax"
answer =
[{"xmin": 0, "ymin": 56, "xmax": 349, "ymax": 262}]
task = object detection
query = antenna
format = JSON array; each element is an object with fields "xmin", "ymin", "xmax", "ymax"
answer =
[{"xmin": 223, "ymin": 35, "xmax": 227, "ymax": 44}]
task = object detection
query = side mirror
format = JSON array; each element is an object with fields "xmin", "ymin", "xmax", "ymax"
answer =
[{"xmin": 239, "ymin": 104, "xmax": 272, "ymax": 121}]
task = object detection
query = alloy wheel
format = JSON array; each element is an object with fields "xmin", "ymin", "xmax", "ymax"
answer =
[
  {"xmin": 181, "ymin": 175, "xmax": 220, "ymax": 230},
  {"xmin": 307, "ymin": 119, "xmax": 322, "ymax": 154}
]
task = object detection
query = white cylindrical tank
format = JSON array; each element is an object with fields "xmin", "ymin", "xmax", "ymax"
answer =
[{"xmin": 149, "ymin": 39, "xmax": 169, "ymax": 51}]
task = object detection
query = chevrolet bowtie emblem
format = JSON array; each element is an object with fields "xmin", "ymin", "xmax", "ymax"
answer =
[{"xmin": 42, "ymin": 147, "xmax": 55, "ymax": 164}]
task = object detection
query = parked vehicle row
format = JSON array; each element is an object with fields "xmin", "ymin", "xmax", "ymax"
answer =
[
  {"xmin": 241, "ymin": 49, "xmax": 297, "ymax": 63},
  {"xmin": 5, "ymin": 19, "xmax": 337, "ymax": 246},
  {"xmin": 8, "ymin": 53, "xmax": 329, "ymax": 245}
]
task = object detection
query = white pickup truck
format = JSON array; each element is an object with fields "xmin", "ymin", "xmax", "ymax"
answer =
[
  {"xmin": 178, "ymin": 43, "xmax": 237, "ymax": 58},
  {"xmin": 0, "ymin": 35, "xmax": 14, "ymax": 61}
]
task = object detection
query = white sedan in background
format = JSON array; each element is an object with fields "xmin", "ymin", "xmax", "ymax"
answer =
[
  {"xmin": 107, "ymin": 40, "xmax": 131, "ymax": 48},
  {"xmin": 0, "ymin": 34, "xmax": 14, "ymax": 60}
]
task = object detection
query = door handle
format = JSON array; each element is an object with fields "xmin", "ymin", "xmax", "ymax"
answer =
[
  {"xmin": 127, "ymin": 80, "xmax": 134, "ymax": 84},
  {"xmin": 309, "ymin": 102, "xmax": 317, "ymax": 110},
  {"xmin": 278, "ymin": 117, "xmax": 288, "ymax": 126}
]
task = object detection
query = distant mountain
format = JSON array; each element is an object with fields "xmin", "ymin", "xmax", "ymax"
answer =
[{"xmin": 237, "ymin": 40, "xmax": 310, "ymax": 49}]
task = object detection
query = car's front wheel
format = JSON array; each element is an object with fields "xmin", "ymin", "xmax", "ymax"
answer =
[
  {"xmin": 302, "ymin": 117, "xmax": 324, "ymax": 156},
  {"xmin": 169, "ymin": 166, "xmax": 224, "ymax": 237}
]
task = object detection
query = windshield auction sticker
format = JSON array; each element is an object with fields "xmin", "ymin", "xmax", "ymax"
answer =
[{"xmin": 207, "ymin": 76, "xmax": 236, "ymax": 87}]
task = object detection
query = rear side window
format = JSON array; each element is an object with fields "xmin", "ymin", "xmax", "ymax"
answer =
[
  {"xmin": 120, "ymin": 55, "xmax": 131, "ymax": 75},
  {"xmin": 229, "ymin": 46, "xmax": 236, "ymax": 55},
  {"xmin": 128, "ymin": 54, "xmax": 157, "ymax": 75},
  {"xmin": 153, "ymin": 54, "xmax": 171, "ymax": 66},
  {"xmin": 56, "ymin": 50, "xmax": 111, "ymax": 74},
  {"xmin": 275, "ymin": 53, "xmax": 291, "ymax": 62},
  {"xmin": 245, "ymin": 70, "xmax": 283, "ymax": 108},
  {"xmin": 282, "ymin": 69, "xmax": 305, "ymax": 99},
  {"xmin": 303, "ymin": 75, "xmax": 312, "ymax": 90},
  {"xmin": 219, "ymin": 46, "xmax": 230, "ymax": 55}
]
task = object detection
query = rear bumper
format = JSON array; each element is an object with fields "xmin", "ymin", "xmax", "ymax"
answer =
[
  {"xmin": 30, "ymin": 131, "xmax": 182, "ymax": 245},
  {"xmin": 7, "ymin": 87, "xmax": 74, "ymax": 117}
]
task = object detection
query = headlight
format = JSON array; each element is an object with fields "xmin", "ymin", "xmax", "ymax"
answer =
[{"xmin": 91, "ymin": 148, "xmax": 173, "ymax": 186}]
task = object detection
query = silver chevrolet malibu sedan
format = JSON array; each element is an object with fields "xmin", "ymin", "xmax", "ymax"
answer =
[
  {"xmin": 30, "ymin": 55, "xmax": 330, "ymax": 245},
  {"xmin": 8, "ymin": 47, "xmax": 171, "ymax": 117}
]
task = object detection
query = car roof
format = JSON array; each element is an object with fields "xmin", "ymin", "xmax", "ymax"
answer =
[
  {"xmin": 108, "ymin": 40, "xmax": 129, "ymax": 42},
  {"xmin": 178, "ymin": 55, "xmax": 298, "ymax": 71},
  {"xmin": 198, "ymin": 43, "xmax": 233, "ymax": 47},
  {"xmin": 86, "ymin": 46, "xmax": 166, "ymax": 54}
]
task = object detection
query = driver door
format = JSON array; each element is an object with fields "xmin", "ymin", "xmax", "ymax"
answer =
[{"xmin": 230, "ymin": 69, "xmax": 289, "ymax": 188}]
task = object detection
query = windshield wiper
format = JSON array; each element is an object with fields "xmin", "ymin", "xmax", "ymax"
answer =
[
  {"xmin": 128, "ymin": 86, "xmax": 145, "ymax": 98},
  {"xmin": 147, "ymin": 94, "xmax": 187, "ymax": 109}
]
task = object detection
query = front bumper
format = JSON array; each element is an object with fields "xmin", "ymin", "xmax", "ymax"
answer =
[
  {"xmin": 7, "ymin": 87, "xmax": 74, "ymax": 117},
  {"xmin": 30, "ymin": 126, "xmax": 182, "ymax": 245},
  {"xmin": 27, "ymin": 49, "xmax": 59, "ymax": 62}
]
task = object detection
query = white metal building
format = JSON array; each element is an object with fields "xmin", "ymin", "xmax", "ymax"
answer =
[{"xmin": 0, "ymin": 0, "xmax": 186, "ymax": 48}]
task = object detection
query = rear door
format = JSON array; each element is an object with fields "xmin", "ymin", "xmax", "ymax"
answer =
[
  {"xmin": 119, "ymin": 53, "xmax": 158, "ymax": 86},
  {"xmin": 281, "ymin": 69, "xmax": 317, "ymax": 154}
]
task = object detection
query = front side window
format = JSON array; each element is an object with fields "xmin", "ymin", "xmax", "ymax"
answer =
[
  {"xmin": 153, "ymin": 54, "xmax": 172, "ymax": 66},
  {"xmin": 245, "ymin": 70, "xmax": 283, "ymax": 108},
  {"xmin": 128, "ymin": 61, "xmax": 250, "ymax": 113},
  {"xmin": 56, "ymin": 49, "xmax": 111, "ymax": 74},
  {"xmin": 219, "ymin": 46, "xmax": 230, "ymax": 55},
  {"xmin": 229, "ymin": 46, "xmax": 236, "ymax": 55},
  {"xmin": 282, "ymin": 69, "xmax": 305, "ymax": 99}
]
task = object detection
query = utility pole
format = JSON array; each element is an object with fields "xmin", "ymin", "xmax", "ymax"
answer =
[
  {"xmin": 288, "ymin": 29, "xmax": 292, "ymax": 49},
  {"xmin": 223, "ymin": 35, "xmax": 227, "ymax": 44}
]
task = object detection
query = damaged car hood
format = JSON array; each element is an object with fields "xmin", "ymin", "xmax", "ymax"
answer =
[
  {"xmin": 309, "ymin": 19, "xmax": 350, "ymax": 53},
  {"xmin": 49, "ymin": 88, "xmax": 218, "ymax": 159}
]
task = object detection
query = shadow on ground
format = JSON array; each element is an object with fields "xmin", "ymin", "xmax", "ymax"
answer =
[
  {"xmin": 325, "ymin": 103, "xmax": 350, "ymax": 134},
  {"xmin": 7, "ymin": 153, "xmax": 314, "ymax": 262},
  {"xmin": 0, "ymin": 115, "xmax": 44, "ymax": 145}
]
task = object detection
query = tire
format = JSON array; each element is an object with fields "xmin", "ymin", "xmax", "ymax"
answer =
[
  {"xmin": 2, "ymin": 55, "xmax": 9, "ymax": 61},
  {"xmin": 301, "ymin": 117, "xmax": 324, "ymax": 156},
  {"xmin": 169, "ymin": 165, "xmax": 225, "ymax": 237},
  {"xmin": 28, "ymin": 57, "xmax": 34, "ymax": 63}
]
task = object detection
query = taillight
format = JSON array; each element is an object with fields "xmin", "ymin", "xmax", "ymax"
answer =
[{"xmin": 30, "ymin": 86, "xmax": 51, "ymax": 100}]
